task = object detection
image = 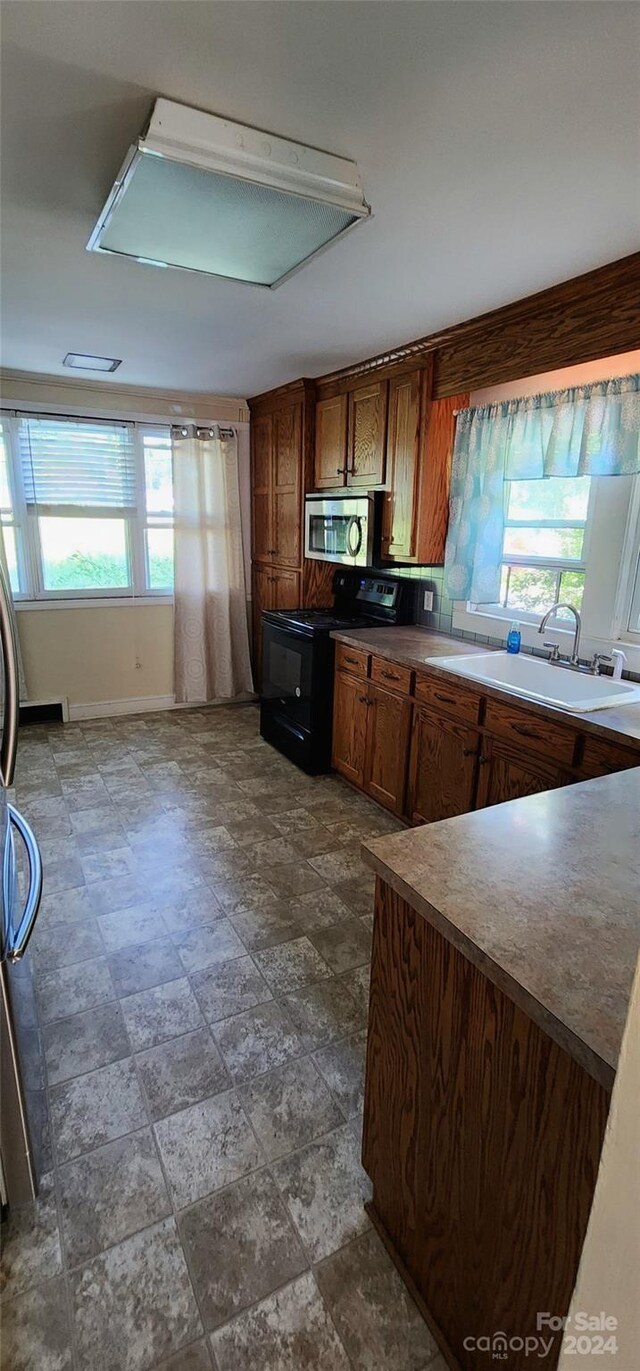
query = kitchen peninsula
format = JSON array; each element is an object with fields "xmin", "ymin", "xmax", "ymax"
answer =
[{"xmin": 360, "ymin": 767, "xmax": 640, "ymax": 1370}]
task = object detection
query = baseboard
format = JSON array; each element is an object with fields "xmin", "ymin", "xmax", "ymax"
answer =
[
  {"xmin": 67, "ymin": 693, "xmax": 258, "ymax": 722},
  {"xmin": 68, "ymin": 694, "xmax": 177, "ymax": 721}
]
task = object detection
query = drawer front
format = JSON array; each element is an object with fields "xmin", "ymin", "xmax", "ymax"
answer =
[
  {"xmin": 579, "ymin": 733, "xmax": 640, "ymax": 779},
  {"xmin": 414, "ymin": 673, "xmax": 482, "ymax": 725},
  {"xmin": 336, "ymin": 643, "xmax": 370, "ymax": 679},
  {"xmin": 484, "ymin": 698, "xmax": 578, "ymax": 768},
  {"xmin": 370, "ymin": 656, "xmax": 413, "ymax": 695}
]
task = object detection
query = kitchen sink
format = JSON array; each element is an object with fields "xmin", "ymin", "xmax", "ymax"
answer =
[{"xmin": 425, "ymin": 650, "xmax": 640, "ymax": 712}]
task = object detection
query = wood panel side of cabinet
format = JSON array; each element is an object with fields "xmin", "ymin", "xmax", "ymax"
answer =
[
  {"xmin": 251, "ymin": 564, "xmax": 274, "ymax": 691},
  {"xmin": 331, "ymin": 670, "xmax": 369, "ymax": 788},
  {"xmin": 380, "ymin": 370, "xmax": 422, "ymax": 560},
  {"xmin": 272, "ymin": 404, "xmax": 302, "ymax": 567},
  {"xmin": 363, "ymin": 880, "xmax": 610, "ymax": 1371},
  {"xmin": 251, "ymin": 414, "xmax": 274, "ymax": 562},
  {"xmin": 348, "ymin": 380, "xmax": 388, "ymax": 487},
  {"xmin": 364, "ymin": 683, "xmax": 412, "ymax": 815},
  {"xmin": 302, "ymin": 558, "xmax": 336, "ymax": 608},
  {"xmin": 415, "ymin": 386, "xmax": 469, "ymax": 565},
  {"xmin": 314, "ymin": 394, "xmax": 349, "ymax": 490}
]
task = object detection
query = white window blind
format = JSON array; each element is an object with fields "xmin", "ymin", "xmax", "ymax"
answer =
[{"xmin": 18, "ymin": 415, "xmax": 137, "ymax": 509}]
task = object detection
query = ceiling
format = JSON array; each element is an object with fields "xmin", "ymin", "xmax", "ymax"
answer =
[{"xmin": 1, "ymin": 1, "xmax": 639, "ymax": 399}]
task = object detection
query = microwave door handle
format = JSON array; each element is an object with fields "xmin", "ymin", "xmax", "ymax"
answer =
[
  {"xmin": 0, "ymin": 562, "xmax": 19, "ymax": 788},
  {"xmin": 6, "ymin": 806, "xmax": 43, "ymax": 962},
  {"xmin": 346, "ymin": 515, "xmax": 363, "ymax": 558}
]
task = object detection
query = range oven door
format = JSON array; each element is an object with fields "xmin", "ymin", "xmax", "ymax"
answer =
[
  {"xmin": 304, "ymin": 495, "xmax": 374, "ymax": 566},
  {"xmin": 260, "ymin": 621, "xmax": 334, "ymax": 773}
]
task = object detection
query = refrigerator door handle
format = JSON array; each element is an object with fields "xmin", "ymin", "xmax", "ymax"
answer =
[
  {"xmin": 0, "ymin": 562, "xmax": 19, "ymax": 789},
  {"xmin": 6, "ymin": 805, "xmax": 42, "ymax": 962}
]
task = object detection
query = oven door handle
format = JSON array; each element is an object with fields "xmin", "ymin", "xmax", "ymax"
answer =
[
  {"xmin": 346, "ymin": 515, "xmax": 363, "ymax": 559},
  {"xmin": 6, "ymin": 805, "xmax": 43, "ymax": 963}
]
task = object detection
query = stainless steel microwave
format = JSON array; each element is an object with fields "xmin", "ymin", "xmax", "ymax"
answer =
[{"xmin": 304, "ymin": 494, "xmax": 376, "ymax": 567}]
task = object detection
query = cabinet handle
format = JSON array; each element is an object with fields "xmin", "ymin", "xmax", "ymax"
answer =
[
  {"xmin": 358, "ymin": 695, "xmax": 368, "ymax": 704},
  {"xmin": 336, "ymin": 467, "xmax": 347, "ymax": 475},
  {"xmin": 463, "ymin": 747, "xmax": 476, "ymax": 757},
  {"xmin": 267, "ymin": 547, "xmax": 277, "ymax": 555},
  {"xmin": 381, "ymin": 670, "xmax": 400, "ymax": 681},
  {"xmin": 344, "ymin": 656, "xmax": 360, "ymax": 665},
  {"xmin": 511, "ymin": 723, "xmax": 540, "ymax": 739},
  {"xmin": 435, "ymin": 692, "xmax": 456, "ymax": 705},
  {"xmin": 478, "ymin": 755, "xmax": 489, "ymax": 765}
]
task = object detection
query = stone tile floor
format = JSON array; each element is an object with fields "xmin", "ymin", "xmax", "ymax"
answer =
[{"xmin": 0, "ymin": 703, "xmax": 446, "ymax": 1371}]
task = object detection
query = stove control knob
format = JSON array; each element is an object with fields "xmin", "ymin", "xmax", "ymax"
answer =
[{"xmin": 295, "ymin": 687, "xmax": 301, "ymax": 698}]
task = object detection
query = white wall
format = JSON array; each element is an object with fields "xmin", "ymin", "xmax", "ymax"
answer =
[
  {"xmin": 557, "ymin": 954, "xmax": 640, "ymax": 1370},
  {"xmin": 3, "ymin": 370, "xmax": 251, "ymax": 715}
]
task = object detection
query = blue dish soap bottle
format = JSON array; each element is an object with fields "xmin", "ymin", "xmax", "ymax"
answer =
[{"xmin": 506, "ymin": 621, "xmax": 521, "ymax": 654}]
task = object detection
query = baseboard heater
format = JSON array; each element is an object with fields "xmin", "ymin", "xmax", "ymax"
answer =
[{"xmin": 19, "ymin": 700, "xmax": 66, "ymax": 726}]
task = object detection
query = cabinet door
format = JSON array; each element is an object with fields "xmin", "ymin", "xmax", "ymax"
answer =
[
  {"xmin": 381, "ymin": 371, "xmax": 421, "ymax": 560},
  {"xmin": 364, "ymin": 683, "xmax": 412, "ymax": 815},
  {"xmin": 252, "ymin": 565, "xmax": 273, "ymax": 691},
  {"xmin": 347, "ymin": 381, "xmax": 388, "ymax": 487},
  {"xmin": 272, "ymin": 568, "xmax": 301, "ymax": 610},
  {"xmin": 314, "ymin": 395, "xmax": 348, "ymax": 489},
  {"xmin": 332, "ymin": 671, "xmax": 369, "ymax": 789},
  {"xmin": 475, "ymin": 736, "xmax": 569, "ymax": 809},
  {"xmin": 272, "ymin": 405, "xmax": 302, "ymax": 567},
  {"xmin": 251, "ymin": 415, "xmax": 274, "ymax": 563},
  {"xmin": 415, "ymin": 388, "xmax": 469, "ymax": 565},
  {"xmin": 407, "ymin": 705, "xmax": 479, "ymax": 824}
]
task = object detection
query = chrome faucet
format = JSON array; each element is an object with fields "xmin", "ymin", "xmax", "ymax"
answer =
[{"xmin": 538, "ymin": 602, "xmax": 582, "ymax": 667}]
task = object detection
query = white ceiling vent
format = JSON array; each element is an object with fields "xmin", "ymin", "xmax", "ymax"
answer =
[{"xmin": 87, "ymin": 99, "xmax": 370, "ymax": 288}]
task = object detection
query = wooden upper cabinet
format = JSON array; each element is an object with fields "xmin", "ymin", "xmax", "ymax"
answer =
[
  {"xmin": 314, "ymin": 394, "xmax": 348, "ymax": 490},
  {"xmin": 414, "ymin": 387, "xmax": 468, "ymax": 564},
  {"xmin": 381, "ymin": 370, "xmax": 421, "ymax": 559},
  {"xmin": 407, "ymin": 705, "xmax": 479, "ymax": 825},
  {"xmin": 332, "ymin": 669, "xmax": 369, "ymax": 788},
  {"xmin": 348, "ymin": 380, "xmax": 388, "ymax": 487},
  {"xmin": 251, "ymin": 415, "xmax": 273, "ymax": 562},
  {"xmin": 272, "ymin": 404, "xmax": 302, "ymax": 567},
  {"xmin": 364, "ymin": 682, "xmax": 412, "ymax": 815}
]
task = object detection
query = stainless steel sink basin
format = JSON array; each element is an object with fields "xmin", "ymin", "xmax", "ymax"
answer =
[{"xmin": 424, "ymin": 651, "xmax": 640, "ymax": 712}]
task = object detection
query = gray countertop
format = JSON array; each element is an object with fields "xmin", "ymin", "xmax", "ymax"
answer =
[
  {"xmin": 362, "ymin": 768, "xmax": 640, "ymax": 1089},
  {"xmin": 330, "ymin": 624, "xmax": 640, "ymax": 747}
]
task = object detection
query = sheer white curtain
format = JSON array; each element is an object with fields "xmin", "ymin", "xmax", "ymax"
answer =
[{"xmin": 172, "ymin": 425, "xmax": 253, "ymax": 704}]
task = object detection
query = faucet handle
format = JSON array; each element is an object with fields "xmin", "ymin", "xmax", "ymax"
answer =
[
  {"xmin": 543, "ymin": 641, "xmax": 561, "ymax": 662},
  {"xmin": 610, "ymin": 649, "xmax": 627, "ymax": 681},
  {"xmin": 590, "ymin": 651, "xmax": 613, "ymax": 676}
]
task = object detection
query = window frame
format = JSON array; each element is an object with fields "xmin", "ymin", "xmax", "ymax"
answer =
[
  {"xmin": 0, "ymin": 413, "xmax": 174, "ymax": 604},
  {"xmin": 454, "ymin": 472, "xmax": 640, "ymax": 670}
]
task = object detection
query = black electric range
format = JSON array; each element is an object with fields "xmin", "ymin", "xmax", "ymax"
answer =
[{"xmin": 260, "ymin": 570, "xmax": 411, "ymax": 773}]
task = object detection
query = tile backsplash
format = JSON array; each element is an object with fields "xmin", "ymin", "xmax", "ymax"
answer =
[{"xmin": 373, "ymin": 563, "xmax": 640, "ymax": 682}]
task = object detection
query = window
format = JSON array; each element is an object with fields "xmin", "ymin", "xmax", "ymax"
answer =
[
  {"xmin": 0, "ymin": 420, "xmax": 21, "ymax": 594},
  {"xmin": 0, "ymin": 413, "xmax": 174, "ymax": 599},
  {"xmin": 495, "ymin": 476, "xmax": 591, "ymax": 622}
]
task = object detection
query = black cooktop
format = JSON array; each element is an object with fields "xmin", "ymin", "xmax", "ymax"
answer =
[{"xmin": 261, "ymin": 608, "xmax": 370, "ymax": 635}]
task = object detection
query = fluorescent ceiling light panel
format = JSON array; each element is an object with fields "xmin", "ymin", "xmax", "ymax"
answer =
[
  {"xmin": 63, "ymin": 353, "xmax": 122, "ymax": 372},
  {"xmin": 87, "ymin": 99, "xmax": 370, "ymax": 287}
]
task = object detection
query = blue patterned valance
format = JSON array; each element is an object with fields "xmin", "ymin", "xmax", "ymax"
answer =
[{"xmin": 444, "ymin": 373, "xmax": 640, "ymax": 603}]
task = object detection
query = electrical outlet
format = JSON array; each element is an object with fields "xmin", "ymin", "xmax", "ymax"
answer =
[
  {"xmin": 423, "ymin": 590, "xmax": 434, "ymax": 611},
  {"xmin": 135, "ymin": 657, "xmax": 142, "ymax": 670}
]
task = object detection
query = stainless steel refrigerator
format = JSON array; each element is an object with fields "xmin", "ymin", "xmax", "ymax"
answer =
[{"xmin": 0, "ymin": 561, "xmax": 45, "ymax": 1209}]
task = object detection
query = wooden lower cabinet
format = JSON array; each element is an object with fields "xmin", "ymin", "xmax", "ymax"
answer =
[
  {"xmin": 332, "ymin": 673, "xmax": 411, "ymax": 814},
  {"xmin": 364, "ymin": 683, "xmax": 412, "ymax": 815},
  {"xmin": 363, "ymin": 880, "xmax": 611, "ymax": 1371},
  {"xmin": 407, "ymin": 705, "xmax": 479, "ymax": 824},
  {"xmin": 475, "ymin": 735, "xmax": 569, "ymax": 808},
  {"xmin": 332, "ymin": 671, "xmax": 369, "ymax": 788}
]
